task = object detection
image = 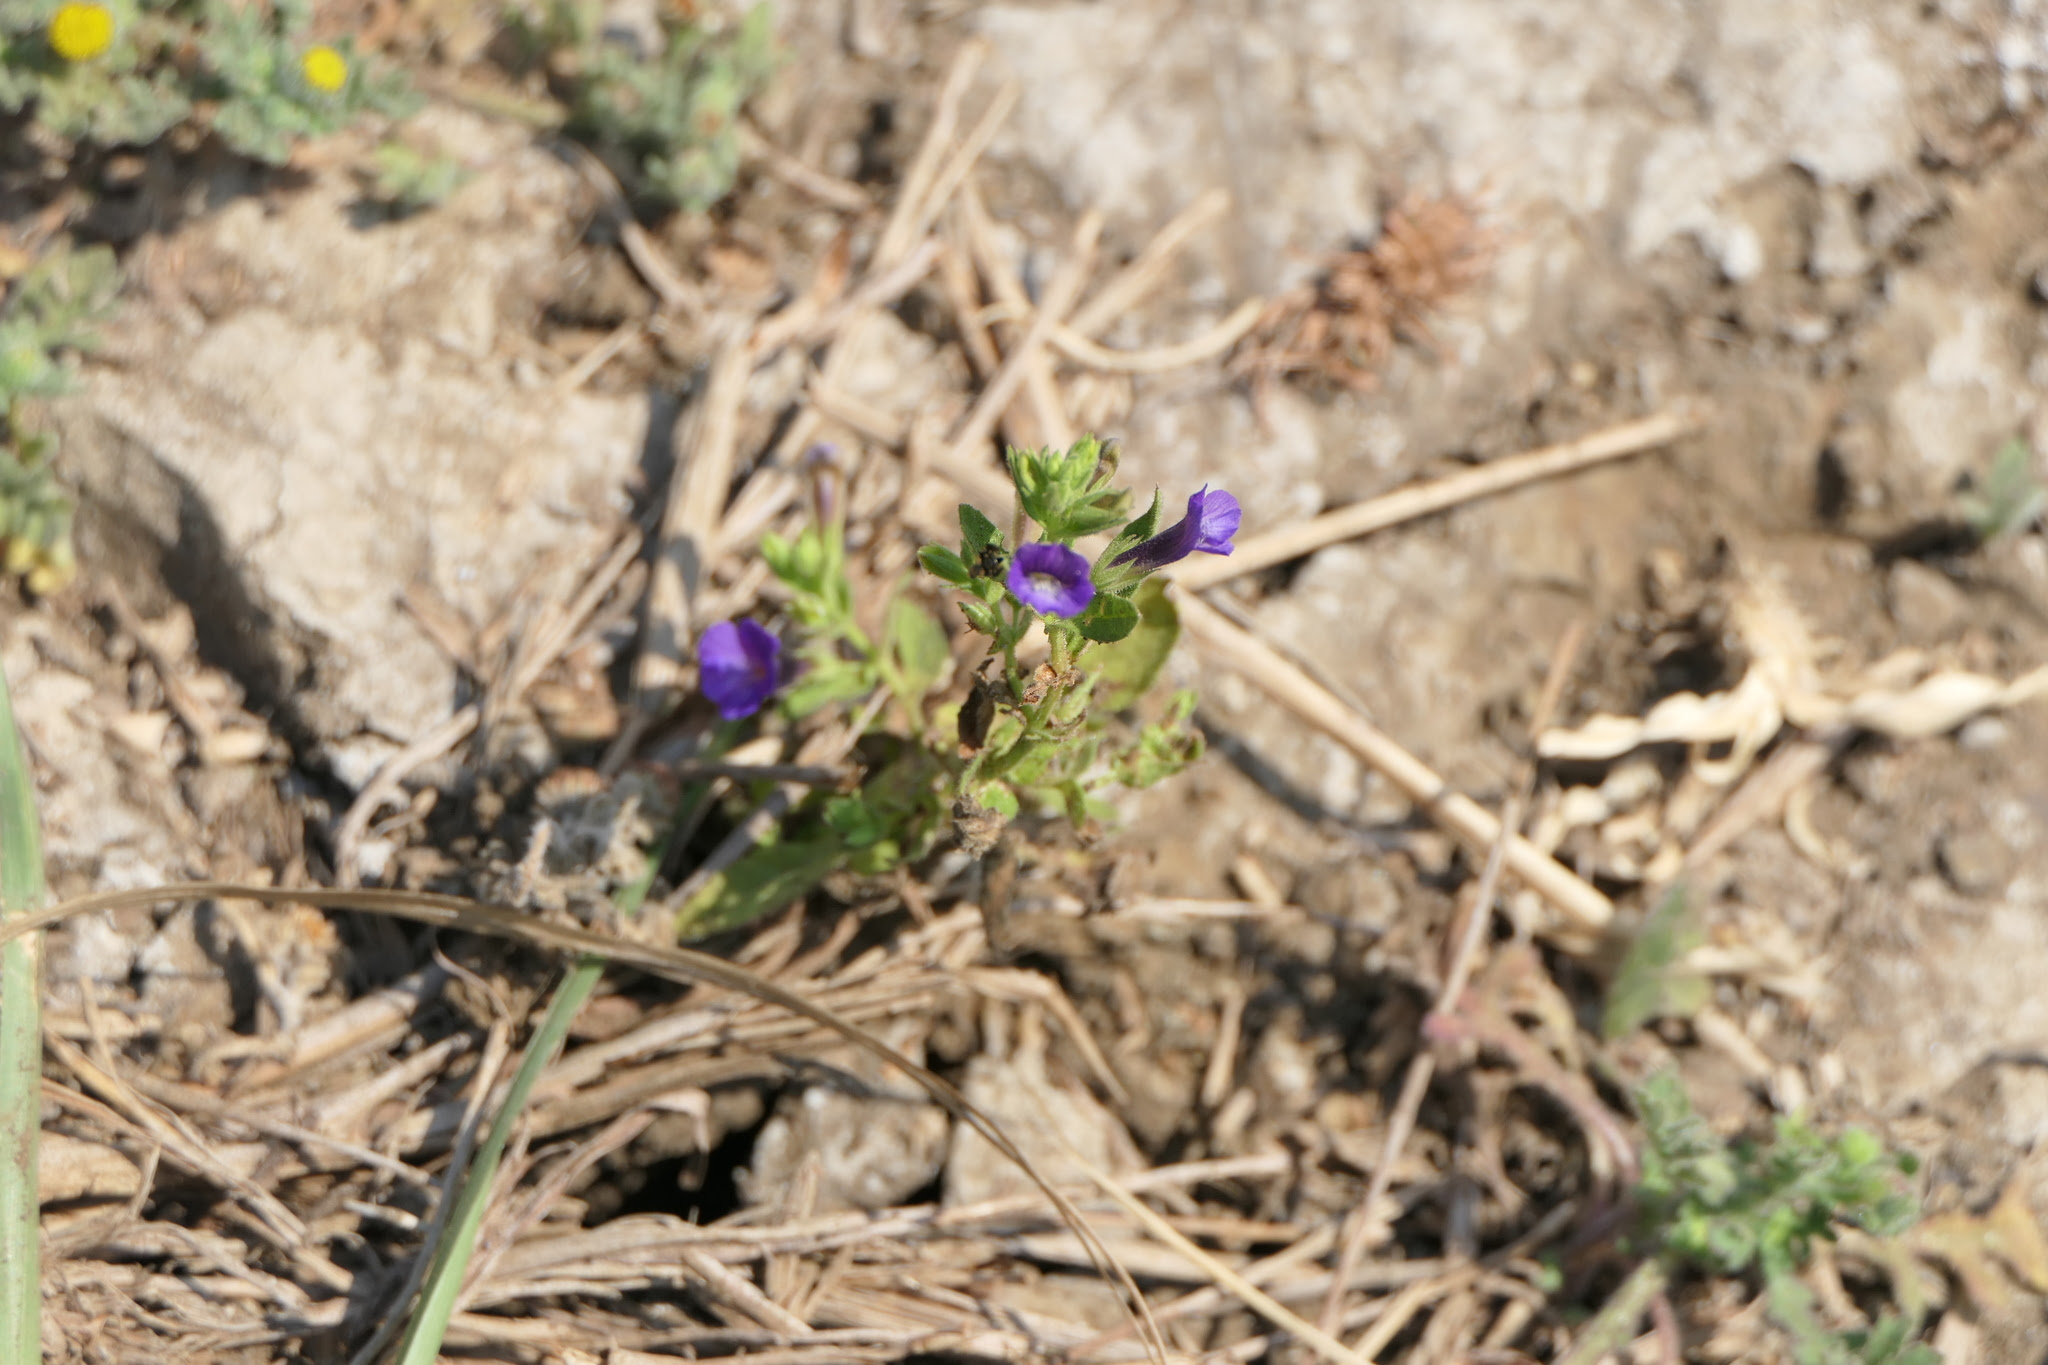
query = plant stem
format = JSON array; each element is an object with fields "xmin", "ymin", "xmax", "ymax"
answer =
[
  {"xmin": 1555, "ymin": 1257, "xmax": 1670, "ymax": 1365},
  {"xmin": 0, "ymin": 665, "xmax": 43, "ymax": 1363},
  {"xmin": 393, "ymin": 847, "xmax": 664, "ymax": 1364}
]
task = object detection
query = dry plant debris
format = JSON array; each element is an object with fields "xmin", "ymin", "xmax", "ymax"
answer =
[
  {"xmin": 1230, "ymin": 192, "xmax": 1493, "ymax": 400},
  {"xmin": 1534, "ymin": 567, "xmax": 2048, "ymax": 889}
]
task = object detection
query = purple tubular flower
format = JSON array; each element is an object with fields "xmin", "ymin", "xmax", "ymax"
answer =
[
  {"xmin": 698, "ymin": 619, "xmax": 782, "ymax": 720},
  {"xmin": 1111, "ymin": 485, "xmax": 1242, "ymax": 572},
  {"xmin": 1007, "ymin": 542, "xmax": 1097, "ymax": 617}
]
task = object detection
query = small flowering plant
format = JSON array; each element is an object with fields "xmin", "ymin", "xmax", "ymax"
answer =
[
  {"xmin": 0, "ymin": 0, "xmax": 412, "ymax": 162},
  {"xmin": 515, "ymin": 0, "xmax": 778, "ymax": 211},
  {"xmin": 0, "ymin": 239, "xmax": 119, "ymax": 592},
  {"xmin": 918, "ymin": 436, "xmax": 1231, "ymax": 839},
  {"xmin": 675, "ymin": 436, "xmax": 1226, "ymax": 939}
]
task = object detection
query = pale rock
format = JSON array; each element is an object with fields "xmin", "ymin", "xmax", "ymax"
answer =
[
  {"xmin": 1887, "ymin": 560, "xmax": 1972, "ymax": 643},
  {"xmin": 61, "ymin": 107, "xmax": 647, "ymax": 754}
]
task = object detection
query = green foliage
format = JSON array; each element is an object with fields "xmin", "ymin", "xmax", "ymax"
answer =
[
  {"xmin": 1006, "ymin": 434, "xmax": 1130, "ymax": 543},
  {"xmin": 1629, "ymin": 1071, "xmax": 1934, "ymax": 1365},
  {"xmin": 0, "ymin": 241, "xmax": 119, "ymax": 591},
  {"xmin": 1602, "ymin": 882, "xmax": 1709, "ymax": 1039},
  {"xmin": 675, "ymin": 834, "xmax": 849, "ymax": 940},
  {"xmin": 0, "ymin": 660, "xmax": 49, "ymax": 1360},
  {"xmin": 919, "ymin": 437, "xmax": 1212, "ymax": 843},
  {"xmin": 532, "ymin": 0, "xmax": 777, "ymax": 210},
  {"xmin": 1095, "ymin": 577, "xmax": 1179, "ymax": 711},
  {"xmin": 1960, "ymin": 437, "xmax": 2046, "ymax": 545},
  {"xmin": 689, "ymin": 434, "xmax": 1213, "ymax": 938},
  {"xmin": 0, "ymin": 0, "xmax": 414, "ymax": 165},
  {"xmin": 1112, "ymin": 689, "xmax": 1204, "ymax": 790},
  {"xmin": 365, "ymin": 140, "xmax": 471, "ymax": 214}
]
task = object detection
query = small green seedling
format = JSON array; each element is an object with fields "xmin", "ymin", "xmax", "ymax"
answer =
[
  {"xmin": 365, "ymin": 140, "xmax": 472, "ymax": 215},
  {"xmin": 525, "ymin": 0, "xmax": 777, "ymax": 210},
  {"xmin": 0, "ymin": 240, "xmax": 120, "ymax": 591},
  {"xmin": 1602, "ymin": 882, "xmax": 1709, "ymax": 1040},
  {"xmin": 1565, "ymin": 1071, "xmax": 1936, "ymax": 1365},
  {"xmin": 1960, "ymin": 437, "xmax": 2047, "ymax": 546}
]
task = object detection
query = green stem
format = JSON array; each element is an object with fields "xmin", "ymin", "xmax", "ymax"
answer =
[
  {"xmin": 393, "ymin": 846, "xmax": 665, "ymax": 1364},
  {"xmin": 1555, "ymin": 1257, "xmax": 1670, "ymax": 1365},
  {"xmin": 0, "ymin": 666, "xmax": 42, "ymax": 1364}
]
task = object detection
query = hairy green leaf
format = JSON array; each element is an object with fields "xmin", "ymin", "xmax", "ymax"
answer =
[
  {"xmin": 885, "ymin": 597, "xmax": 950, "ymax": 702},
  {"xmin": 1074, "ymin": 591, "xmax": 1138, "ymax": 644},
  {"xmin": 672, "ymin": 836, "xmax": 844, "ymax": 939},
  {"xmin": 1602, "ymin": 881, "xmax": 1708, "ymax": 1039},
  {"xmin": 1094, "ymin": 577, "xmax": 1178, "ymax": 709}
]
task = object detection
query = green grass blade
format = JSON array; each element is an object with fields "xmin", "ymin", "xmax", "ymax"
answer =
[
  {"xmin": 392, "ymin": 856, "xmax": 663, "ymax": 1364},
  {"xmin": 391, "ymin": 952, "xmax": 604, "ymax": 1365},
  {"xmin": 0, "ymin": 665, "xmax": 46, "ymax": 1362}
]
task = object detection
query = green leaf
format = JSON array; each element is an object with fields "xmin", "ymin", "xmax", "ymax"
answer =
[
  {"xmin": 1602, "ymin": 882, "xmax": 1708, "ymax": 1039},
  {"xmin": 959, "ymin": 503, "xmax": 1001, "ymax": 557},
  {"xmin": 959, "ymin": 599, "xmax": 1002, "ymax": 636},
  {"xmin": 368, "ymin": 141, "xmax": 470, "ymax": 212},
  {"xmin": 971, "ymin": 782, "xmax": 1019, "ymax": 820},
  {"xmin": 1003, "ymin": 739, "xmax": 1056, "ymax": 785},
  {"xmin": 1075, "ymin": 591, "xmax": 1138, "ymax": 643},
  {"xmin": 1096, "ymin": 487, "xmax": 1164, "ymax": 578},
  {"xmin": 919, "ymin": 544, "xmax": 972, "ymax": 585},
  {"xmin": 1960, "ymin": 437, "xmax": 2046, "ymax": 545},
  {"xmin": 823, "ymin": 794, "xmax": 885, "ymax": 848},
  {"xmin": 1112, "ymin": 689, "xmax": 1204, "ymax": 789},
  {"xmin": 1061, "ymin": 489, "xmax": 1134, "ymax": 541},
  {"xmin": 0, "ymin": 663, "xmax": 45, "ymax": 1359},
  {"xmin": 672, "ymin": 835, "xmax": 845, "ymax": 939},
  {"xmin": 885, "ymin": 597, "xmax": 951, "ymax": 701},
  {"xmin": 1006, "ymin": 437, "xmax": 1129, "ymax": 542},
  {"xmin": 847, "ymin": 839, "xmax": 903, "ymax": 875},
  {"xmin": 1094, "ymin": 577, "xmax": 1179, "ymax": 708},
  {"xmin": 760, "ymin": 526, "xmax": 827, "ymax": 592},
  {"xmin": 779, "ymin": 662, "xmax": 871, "ymax": 718},
  {"xmin": 760, "ymin": 530, "xmax": 797, "ymax": 579}
]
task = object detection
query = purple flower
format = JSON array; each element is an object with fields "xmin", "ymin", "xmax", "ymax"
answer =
[
  {"xmin": 1006, "ymin": 542, "xmax": 1097, "ymax": 617},
  {"xmin": 699, "ymin": 620, "xmax": 781, "ymax": 720},
  {"xmin": 1111, "ymin": 486, "xmax": 1242, "ymax": 573}
]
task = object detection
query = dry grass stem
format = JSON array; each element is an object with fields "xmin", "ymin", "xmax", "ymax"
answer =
[
  {"xmin": 618, "ymin": 216, "xmax": 707, "ymax": 318},
  {"xmin": 1173, "ymin": 408, "xmax": 1701, "ymax": 590},
  {"xmin": 1047, "ymin": 299, "xmax": 1263, "ymax": 373},
  {"xmin": 1065, "ymin": 1148, "xmax": 1374, "ymax": 1365},
  {"xmin": 959, "ymin": 178, "xmax": 1073, "ymax": 450},
  {"xmin": 343, "ymin": 1019, "xmax": 511, "ymax": 1365},
  {"xmin": 918, "ymin": 82, "xmax": 1022, "ymax": 254},
  {"xmin": 554, "ymin": 316, "xmax": 642, "ymax": 392},
  {"xmin": 121, "ymin": 1070, "xmax": 433, "ymax": 1188},
  {"xmin": 875, "ymin": 40, "xmax": 987, "ymax": 271},
  {"xmin": 943, "ymin": 210, "xmax": 1102, "ymax": 471},
  {"xmin": 1067, "ymin": 187, "xmax": 1232, "ymax": 338},
  {"xmin": 1319, "ymin": 624, "xmax": 1584, "ymax": 1332},
  {"xmin": 338, "ymin": 526, "xmax": 643, "ymax": 883},
  {"xmin": 1175, "ymin": 592, "xmax": 1613, "ymax": 931},
  {"xmin": 332, "ymin": 708, "xmax": 480, "ymax": 888},
  {"xmin": 738, "ymin": 119, "xmax": 872, "ymax": 211}
]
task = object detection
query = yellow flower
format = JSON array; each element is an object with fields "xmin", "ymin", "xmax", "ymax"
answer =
[
  {"xmin": 47, "ymin": 1, "xmax": 115, "ymax": 62},
  {"xmin": 301, "ymin": 44, "xmax": 348, "ymax": 94}
]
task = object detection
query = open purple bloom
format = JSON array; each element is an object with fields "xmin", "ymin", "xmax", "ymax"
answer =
[
  {"xmin": 1111, "ymin": 486, "xmax": 1242, "ymax": 573},
  {"xmin": 699, "ymin": 619, "xmax": 781, "ymax": 720},
  {"xmin": 1007, "ymin": 542, "xmax": 1097, "ymax": 617}
]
